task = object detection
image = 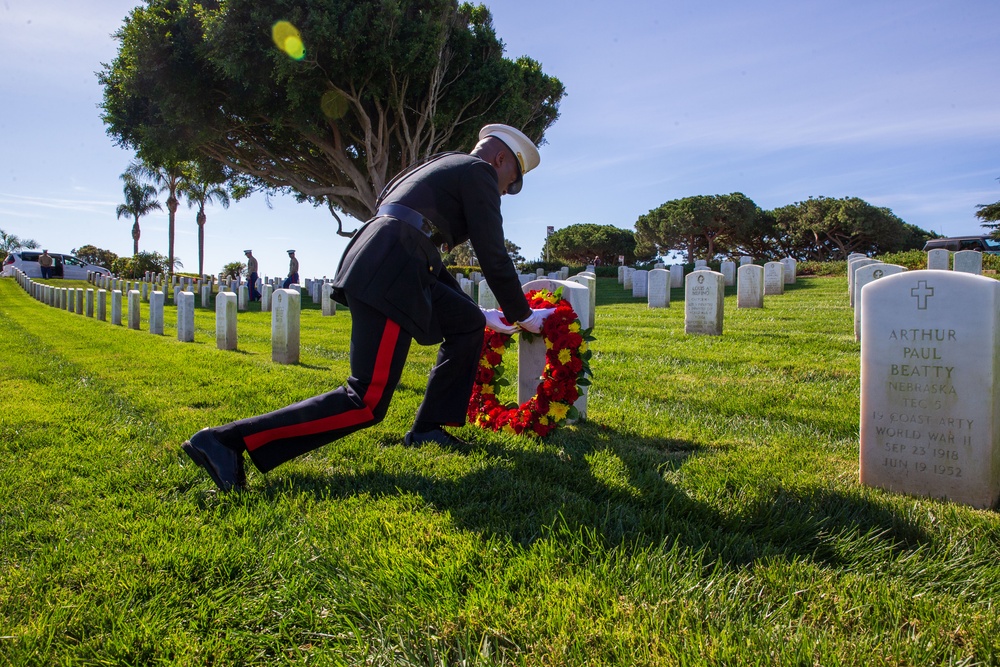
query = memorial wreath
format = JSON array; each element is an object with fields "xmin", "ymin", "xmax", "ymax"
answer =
[{"xmin": 468, "ymin": 288, "xmax": 594, "ymax": 437}]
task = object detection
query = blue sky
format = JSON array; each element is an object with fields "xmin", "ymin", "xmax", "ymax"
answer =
[{"xmin": 2, "ymin": 0, "xmax": 998, "ymax": 280}]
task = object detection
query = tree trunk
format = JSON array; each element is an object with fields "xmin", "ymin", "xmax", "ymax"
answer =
[
  {"xmin": 167, "ymin": 195, "xmax": 178, "ymax": 278},
  {"xmin": 197, "ymin": 211, "xmax": 206, "ymax": 278},
  {"xmin": 132, "ymin": 218, "xmax": 140, "ymax": 256}
]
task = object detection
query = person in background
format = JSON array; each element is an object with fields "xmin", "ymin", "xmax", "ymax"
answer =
[
  {"xmin": 39, "ymin": 250, "xmax": 53, "ymax": 279},
  {"xmin": 282, "ymin": 250, "xmax": 299, "ymax": 289},
  {"xmin": 182, "ymin": 123, "xmax": 555, "ymax": 492},
  {"xmin": 244, "ymin": 249, "xmax": 260, "ymax": 302}
]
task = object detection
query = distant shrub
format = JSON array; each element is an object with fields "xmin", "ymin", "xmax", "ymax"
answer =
[
  {"xmin": 875, "ymin": 250, "xmax": 927, "ymax": 270},
  {"xmin": 798, "ymin": 260, "xmax": 846, "ymax": 277}
]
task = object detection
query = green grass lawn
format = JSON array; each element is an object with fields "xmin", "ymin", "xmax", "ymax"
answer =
[{"xmin": 1, "ymin": 275, "xmax": 998, "ymax": 665}]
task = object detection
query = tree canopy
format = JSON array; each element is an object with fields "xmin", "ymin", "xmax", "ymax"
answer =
[
  {"xmin": 635, "ymin": 194, "xmax": 760, "ymax": 263},
  {"xmin": 542, "ymin": 223, "xmax": 646, "ymax": 266},
  {"xmin": 635, "ymin": 194, "xmax": 931, "ymax": 262},
  {"xmin": 99, "ymin": 0, "xmax": 564, "ymax": 232},
  {"xmin": 771, "ymin": 196, "xmax": 928, "ymax": 261}
]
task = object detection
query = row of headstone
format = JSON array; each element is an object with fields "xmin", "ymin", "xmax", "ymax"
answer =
[
  {"xmin": 619, "ymin": 258, "xmax": 797, "ymax": 303},
  {"xmin": 926, "ymin": 248, "xmax": 983, "ymax": 275}
]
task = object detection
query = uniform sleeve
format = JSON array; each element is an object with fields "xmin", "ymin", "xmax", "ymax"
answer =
[{"xmin": 462, "ymin": 161, "xmax": 531, "ymax": 323}]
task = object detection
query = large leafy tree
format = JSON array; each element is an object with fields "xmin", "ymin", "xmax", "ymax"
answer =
[
  {"xmin": 99, "ymin": 0, "xmax": 564, "ymax": 234},
  {"xmin": 543, "ymin": 223, "xmax": 643, "ymax": 265},
  {"xmin": 771, "ymin": 196, "xmax": 924, "ymax": 261},
  {"xmin": 179, "ymin": 160, "xmax": 231, "ymax": 278},
  {"xmin": 115, "ymin": 171, "xmax": 162, "ymax": 255},
  {"xmin": 635, "ymin": 194, "xmax": 760, "ymax": 262}
]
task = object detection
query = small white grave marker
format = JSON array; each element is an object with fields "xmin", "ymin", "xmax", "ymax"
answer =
[
  {"xmin": 271, "ymin": 288, "xmax": 301, "ymax": 364},
  {"xmin": 684, "ymin": 271, "xmax": 724, "ymax": 335}
]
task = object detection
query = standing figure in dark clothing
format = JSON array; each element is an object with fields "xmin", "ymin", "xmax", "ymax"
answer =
[
  {"xmin": 282, "ymin": 250, "xmax": 299, "ymax": 289},
  {"xmin": 244, "ymin": 249, "xmax": 260, "ymax": 302},
  {"xmin": 182, "ymin": 124, "xmax": 555, "ymax": 491}
]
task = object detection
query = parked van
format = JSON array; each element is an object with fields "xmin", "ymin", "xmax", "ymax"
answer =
[
  {"xmin": 2, "ymin": 251, "xmax": 112, "ymax": 279},
  {"xmin": 922, "ymin": 235, "xmax": 1000, "ymax": 254}
]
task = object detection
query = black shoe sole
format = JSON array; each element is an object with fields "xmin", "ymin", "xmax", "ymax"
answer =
[{"xmin": 182, "ymin": 440, "xmax": 244, "ymax": 491}]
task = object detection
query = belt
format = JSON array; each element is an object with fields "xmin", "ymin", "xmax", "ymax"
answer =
[{"xmin": 376, "ymin": 203, "xmax": 433, "ymax": 237}]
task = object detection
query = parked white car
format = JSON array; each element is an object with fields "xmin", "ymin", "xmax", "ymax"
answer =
[{"xmin": 2, "ymin": 251, "xmax": 112, "ymax": 279}]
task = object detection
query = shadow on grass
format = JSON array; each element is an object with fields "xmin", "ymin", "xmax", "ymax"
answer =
[{"xmin": 252, "ymin": 419, "xmax": 929, "ymax": 570}]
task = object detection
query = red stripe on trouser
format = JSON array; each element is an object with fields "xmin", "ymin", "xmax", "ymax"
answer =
[{"xmin": 243, "ymin": 319, "xmax": 401, "ymax": 451}]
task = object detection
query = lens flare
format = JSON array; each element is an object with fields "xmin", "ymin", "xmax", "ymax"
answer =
[
  {"xmin": 272, "ymin": 21, "xmax": 305, "ymax": 60},
  {"xmin": 320, "ymin": 90, "xmax": 349, "ymax": 119}
]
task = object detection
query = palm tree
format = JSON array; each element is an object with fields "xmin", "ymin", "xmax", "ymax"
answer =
[
  {"xmin": 116, "ymin": 171, "xmax": 161, "ymax": 255},
  {"xmin": 127, "ymin": 160, "xmax": 186, "ymax": 278},
  {"xmin": 178, "ymin": 161, "xmax": 230, "ymax": 278}
]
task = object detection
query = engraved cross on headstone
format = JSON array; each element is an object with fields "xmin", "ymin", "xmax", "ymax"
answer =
[{"xmin": 911, "ymin": 280, "xmax": 934, "ymax": 310}]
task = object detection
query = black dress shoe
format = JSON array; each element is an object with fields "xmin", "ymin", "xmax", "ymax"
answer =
[
  {"xmin": 182, "ymin": 428, "xmax": 246, "ymax": 491},
  {"xmin": 403, "ymin": 428, "xmax": 469, "ymax": 448}
]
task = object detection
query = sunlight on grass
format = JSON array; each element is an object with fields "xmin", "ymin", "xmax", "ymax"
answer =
[{"xmin": 1, "ymin": 276, "xmax": 999, "ymax": 664}]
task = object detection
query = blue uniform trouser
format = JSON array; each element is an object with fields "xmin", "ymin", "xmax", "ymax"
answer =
[
  {"xmin": 210, "ymin": 282, "xmax": 485, "ymax": 473},
  {"xmin": 248, "ymin": 272, "xmax": 260, "ymax": 301}
]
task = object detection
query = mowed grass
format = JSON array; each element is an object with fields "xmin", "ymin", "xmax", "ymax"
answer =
[{"xmin": 1, "ymin": 275, "xmax": 999, "ymax": 666}]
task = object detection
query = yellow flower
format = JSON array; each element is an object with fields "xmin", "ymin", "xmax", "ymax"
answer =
[
  {"xmin": 569, "ymin": 322, "xmax": 580, "ymax": 333},
  {"xmin": 547, "ymin": 402, "xmax": 570, "ymax": 420},
  {"xmin": 580, "ymin": 340, "xmax": 588, "ymax": 353},
  {"xmin": 482, "ymin": 384, "xmax": 494, "ymax": 394},
  {"xmin": 492, "ymin": 345, "xmax": 505, "ymax": 354},
  {"xmin": 545, "ymin": 338, "xmax": 554, "ymax": 349},
  {"xmin": 539, "ymin": 416, "xmax": 549, "ymax": 425},
  {"xmin": 558, "ymin": 348, "xmax": 572, "ymax": 364},
  {"xmin": 479, "ymin": 357, "xmax": 492, "ymax": 368},
  {"xmin": 502, "ymin": 424, "xmax": 516, "ymax": 434}
]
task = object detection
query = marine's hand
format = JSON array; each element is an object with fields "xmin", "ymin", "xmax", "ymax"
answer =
[
  {"xmin": 481, "ymin": 308, "xmax": 518, "ymax": 334},
  {"xmin": 517, "ymin": 308, "xmax": 557, "ymax": 334}
]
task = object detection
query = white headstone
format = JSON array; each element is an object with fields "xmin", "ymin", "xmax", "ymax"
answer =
[
  {"xmin": 854, "ymin": 264, "xmax": 907, "ymax": 340},
  {"xmin": 85, "ymin": 289, "xmax": 94, "ymax": 318},
  {"xmin": 177, "ymin": 291, "xmax": 195, "ymax": 342},
  {"xmin": 262, "ymin": 284, "xmax": 273, "ymax": 312},
  {"xmin": 647, "ymin": 268, "xmax": 670, "ymax": 308},
  {"xmin": 201, "ymin": 283, "xmax": 212, "ymax": 309},
  {"xmin": 149, "ymin": 291, "xmax": 165, "ymax": 335},
  {"xmin": 216, "ymin": 292, "xmax": 238, "ymax": 350},
  {"xmin": 127, "ymin": 290, "xmax": 141, "ymax": 330},
  {"xmin": 684, "ymin": 271, "xmax": 725, "ymax": 335},
  {"xmin": 953, "ymin": 250, "xmax": 982, "ymax": 275},
  {"xmin": 75, "ymin": 288, "xmax": 84, "ymax": 315},
  {"xmin": 618, "ymin": 265, "xmax": 626, "ymax": 284},
  {"xmin": 632, "ymin": 270, "xmax": 648, "ymax": 298},
  {"xmin": 720, "ymin": 261, "xmax": 736, "ymax": 286},
  {"xmin": 782, "ymin": 257, "xmax": 797, "ymax": 285},
  {"xmin": 111, "ymin": 290, "xmax": 122, "ymax": 326},
  {"xmin": 739, "ymin": 256, "xmax": 753, "ymax": 266},
  {"xmin": 860, "ymin": 270, "xmax": 1000, "ymax": 508},
  {"xmin": 560, "ymin": 267, "xmax": 570, "ymax": 280},
  {"xmin": 321, "ymin": 283, "xmax": 337, "ymax": 316},
  {"xmin": 623, "ymin": 267, "xmax": 635, "ymax": 290},
  {"xmin": 763, "ymin": 262, "xmax": 785, "ymax": 296},
  {"xmin": 460, "ymin": 278, "xmax": 475, "ymax": 298},
  {"xmin": 694, "ymin": 259, "xmax": 707, "ymax": 269},
  {"xmin": 669, "ymin": 264, "xmax": 683, "ymax": 288},
  {"xmin": 536, "ymin": 268, "xmax": 545, "ymax": 277},
  {"xmin": 926, "ymin": 248, "xmax": 950, "ymax": 271},
  {"xmin": 736, "ymin": 264, "xmax": 764, "ymax": 309},
  {"xmin": 519, "ymin": 279, "xmax": 591, "ymax": 420},
  {"xmin": 271, "ymin": 288, "xmax": 301, "ymax": 364},
  {"xmin": 849, "ymin": 259, "xmax": 881, "ymax": 306},
  {"xmin": 97, "ymin": 289, "xmax": 107, "ymax": 321},
  {"xmin": 566, "ymin": 274, "xmax": 596, "ymax": 325},
  {"xmin": 238, "ymin": 284, "xmax": 249, "ymax": 311},
  {"xmin": 477, "ymin": 279, "xmax": 499, "ymax": 309}
]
